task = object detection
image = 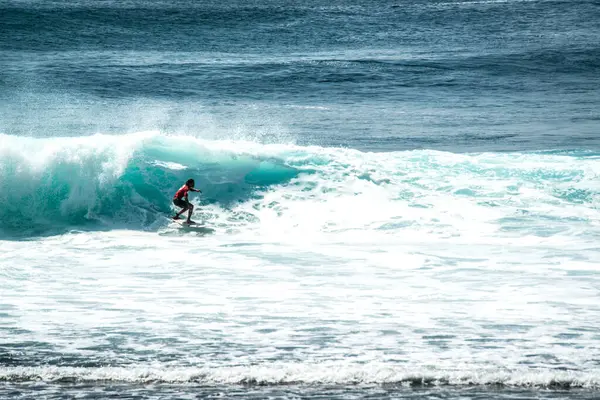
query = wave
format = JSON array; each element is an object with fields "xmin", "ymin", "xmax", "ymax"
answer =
[
  {"xmin": 1, "ymin": 363, "xmax": 599, "ymax": 388},
  {"xmin": 1, "ymin": 131, "xmax": 599, "ymax": 238},
  {"xmin": 0, "ymin": 132, "xmax": 299, "ymax": 236}
]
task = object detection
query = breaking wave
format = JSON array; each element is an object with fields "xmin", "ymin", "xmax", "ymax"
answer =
[{"xmin": 1, "ymin": 131, "xmax": 598, "ymax": 238}]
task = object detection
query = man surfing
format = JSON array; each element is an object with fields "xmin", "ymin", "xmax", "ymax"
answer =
[{"xmin": 172, "ymin": 178, "xmax": 202, "ymax": 224}]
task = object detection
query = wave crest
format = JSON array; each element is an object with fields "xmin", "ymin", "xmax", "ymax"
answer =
[
  {"xmin": 1, "ymin": 132, "xmax": 598, "ymax": 239},
  {"xmin": 1, "ymin": 364, "xmax": 599, "ymax": 388},
  {"xmin": 0, "ymin": 132, "xmax": 299, "ymax": 235}
]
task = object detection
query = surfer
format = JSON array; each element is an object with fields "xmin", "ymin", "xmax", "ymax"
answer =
[{"xmin": 172, "ymin": 179, "xmax": 202, "ymax": 224}]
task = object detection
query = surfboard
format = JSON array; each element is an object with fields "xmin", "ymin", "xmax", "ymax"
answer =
[
  {"xmin": 173, "ymin": 219, "xmax": 199, "ymax": 226},
  {"xmin": 170, "ymin": 218, "xmax": 215, "ymax": 234},
  {"xmin": 172, "ymin": 218, "xmax": 197, "ymax": 225}
]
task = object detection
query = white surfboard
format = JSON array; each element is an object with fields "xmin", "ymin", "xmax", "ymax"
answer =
[
  {"xmin": 171, "ymin": 218, "xmax": 215, "ymax": 234},
  {"xmin": 173, "ymin": 219, "xmax": 199, "ymax": 226}
]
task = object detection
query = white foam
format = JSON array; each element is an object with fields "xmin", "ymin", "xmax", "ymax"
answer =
[
  {"xmin": 1, "ymin": 364, "xmax": 598, "ymax": 387},
  {"xmin": 150, "ymin": 161, "xmax": 187, "ymax": 170},
  {"xmin": 1, "ymin": 133, "xmax": 599, "ymax": 387}
]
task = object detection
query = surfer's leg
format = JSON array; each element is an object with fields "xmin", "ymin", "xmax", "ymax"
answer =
[
  {"xmin": 186, "ymin": 203, "xmax": 194, "ymax": 223},
  {"xmin": 173, "ymin": 199, "xmax": 187, "ymax": 219}
]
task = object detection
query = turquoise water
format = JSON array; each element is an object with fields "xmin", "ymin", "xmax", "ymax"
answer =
[{"xmin": 2, "ymin": 133, "xmax": 597, "ymax": 237}]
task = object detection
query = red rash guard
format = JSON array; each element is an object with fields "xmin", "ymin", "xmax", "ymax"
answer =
[{"xmin": 173, "ymin": 185, "xmax": 190, "ymax": 200}]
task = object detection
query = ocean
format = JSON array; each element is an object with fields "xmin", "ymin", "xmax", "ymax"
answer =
[{"xmin": 1, "ymin": 0, "xmax": 600, "ymax": 398}]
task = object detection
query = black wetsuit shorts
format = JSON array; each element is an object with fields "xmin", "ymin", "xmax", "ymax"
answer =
[{"xmin": 173, "ymin": 198, "xmax": 190, "ymax": 209}]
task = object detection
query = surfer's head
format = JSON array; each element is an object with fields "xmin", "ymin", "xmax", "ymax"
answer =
[{"xmin": 186, "ymin": 179, "xmax": 195, "ymax": 188}]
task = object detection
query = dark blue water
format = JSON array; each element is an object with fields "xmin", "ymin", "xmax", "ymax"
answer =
[
  {"xmin": 2, "ymin": 0, "xmax": 600, "ymax": 398},
  {"xmin": 2, "ymin": 0, "xmax": 599, "ymax": 152}
]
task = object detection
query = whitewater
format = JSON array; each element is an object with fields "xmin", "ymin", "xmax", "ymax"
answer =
[{"xmin": 1, "ymin": 131, "xmax": 600, "ymax": 395}]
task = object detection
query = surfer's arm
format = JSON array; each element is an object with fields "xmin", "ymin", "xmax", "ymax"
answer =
[{"xmin": 191, "ymin": 188, "xmax": 202, "ymax": 193}]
